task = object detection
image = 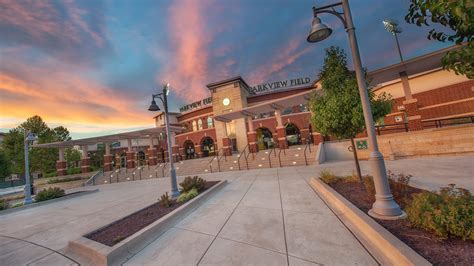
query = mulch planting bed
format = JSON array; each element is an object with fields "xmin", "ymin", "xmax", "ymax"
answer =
[
  {"xmin": 86, "ymin": 181, "xmax": 219, "ymax": 247},
  {"xmin": 328, "ymin": 181, "xmax": 474, "ymax": 265}
]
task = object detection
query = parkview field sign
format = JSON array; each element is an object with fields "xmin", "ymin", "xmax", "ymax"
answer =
[
  {"xmin": 250, "ymin": 77, "xmax": 311, "ymax": 94},
  {"xmin": 179, "ymin": 96, "xmax": 213, "ymax": 113}
]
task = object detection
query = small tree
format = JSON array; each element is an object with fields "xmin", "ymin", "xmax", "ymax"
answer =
[
  {"xmin": 309, "ymin": 46, "xmax": 392, "ymax": 181},
  {"xmin": 0, "ymin": 150, "xmax": 11, "ymax": 181},
  {"xmin": 65, "ymin": 148, "xmax": 81, "ymax": 168},
  {"xmin": 405, "ymin": 0, "xmax": 473, "ymax": 78}
]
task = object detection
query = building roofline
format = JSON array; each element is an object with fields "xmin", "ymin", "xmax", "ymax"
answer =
[{"xmin": 206, "ymin": 76, "xmax": 252, "ymax": 94}]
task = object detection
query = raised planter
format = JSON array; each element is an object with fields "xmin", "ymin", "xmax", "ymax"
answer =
[
  {"xmin": 309, "ymin": 177, "xmax": 430, "ymax": 266},
  {"xmin": 67, "ymin": 180, "xmax": 227, "ymax": 266}
]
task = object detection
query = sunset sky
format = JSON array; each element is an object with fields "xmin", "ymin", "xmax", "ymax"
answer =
[{"xmin": 0, "ymin": 0, "xmax": 451, "ymax": 139}]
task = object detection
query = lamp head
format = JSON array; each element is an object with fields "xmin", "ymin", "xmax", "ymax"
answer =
[
  {"xmin": 307, "ymin": 16, "xmax": 332, "ymax": 43},
  {"xmin": 163, "ymin": 83, "xmax": 170, "ymax": 95},
  {"xmin": 383, "ymin": 19, "xmax": 402, "ymax": 35},
  {"xmin": 148, "ymin": 99, "xmax": 160, "ymax": 111},
  {"xmin": 25, "ymin": 132, "xmax": 38, "ymax": 144}
]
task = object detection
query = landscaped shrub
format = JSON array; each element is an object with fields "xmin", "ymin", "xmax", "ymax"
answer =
[
  {"xmin": 66, "ymin": 167, "xmax": 81, "ymax": 175},
  {"xmin": 44, "ymin": 172, "xmax": 57, "ymax": 178},
  {"xmin": 387, "ymin": 171, "xmax": 412, "ymax": 205},
  {"xmin": 35, "ymin": 187, "xmax": 65, "ymax": 202},
  {"xmin": 406, "ymin": 184, "xmax": 474, "ymax": 240},
  {"xmin": 320, "ymin": 170, "xmax": 338, "ymax": 184},
  {"xmin": 159, "ymin": 192, "xmax": 172, "ymax": 208},
  {"xmin": 179, "ymin": 176, "xmax": 206, "ymax": 192},
  {"xmin": 47, "ymin": 176, "xmax": 83, "ymax": 184},
  {"xmin": 362, "ymin": 175, "xmax": 376, "ymax": 201},
  {"xmin": 0, "ymin": 198, "xmax": 8, "ymax": 210},
  {"xmin": 177, "ymin": 188, "xmax": 198, "ymax": 203}
]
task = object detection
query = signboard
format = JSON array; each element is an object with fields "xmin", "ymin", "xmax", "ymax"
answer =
[
  {"xmin": 179, "ymin": 97, "xmax": 212, "ymax": 113},
  {"xmin": 250, "ymin": 77, "xmax": 311, "ymax": 94},
  {"xmin": 356, "ymin": 140, "xmax": 368, "ymax": 150}
]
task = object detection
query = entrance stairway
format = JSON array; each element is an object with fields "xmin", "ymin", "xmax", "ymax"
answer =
[{"xmin": 89, "ymin": 144, "xmax": 316, "ymax": 186}]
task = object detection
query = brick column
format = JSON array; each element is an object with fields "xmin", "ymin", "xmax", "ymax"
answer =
[
  {"xmin": 403, "ymin": 98, "xmax": 423, "ymax": 131},
  {"xmin": 115, "ymin": 154, "xmax": 121, "ymax": 167},
  {"xmin": 311, "ymin": 132, "xmax": 324, "ymax": 145},
  {"xmin": 80, "ymin": 145, "xmax": 91, "ymax": 173},
  {"xmin": 103, "ymin": 154, "xmax": 113, "ymax": 171},
  {"xmin": 172, "ymin": 145, "xmax": 179, "ymax": 162},
  {"xmin": 195, "ymin": 144, "xmax": 203, "ymax": 158},
  {"xmin": 148, "ymin": 148, "xmax": 157, "ymax": 166},
  {"xmin": 222, "ymin": 137, "xmax": 232, "ymax": 156},
  {"xmin": 56, "ymin": 148, "xmax": 67, "ymax": 176},
  {"xmin": 276, "ymin": 126, "xmax": 288, "ymax": 149},
  {"xmin": 126, "ymin": 151, "xmax": 136, "ymax": 169},
  {"xmin": 300, "ymin": 128, "xmax": 309, "ymax": 144},
  {"xmin": 247, "ymin": 131, "xmax": 257, "ymax": 153}
]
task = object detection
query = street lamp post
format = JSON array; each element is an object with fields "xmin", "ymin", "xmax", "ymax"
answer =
[
  {"xmin": 307, "ymin": 0, "xmax": 405, "ymax": 219},
  {"xmin": 148, "ymin": 83, "xmax": 180, "ymax": 198},
  {"xmin": 383, "ymin": 19, "xmax": 404, "ymax": 62},
  {"xmin": 24, "ymin": 131, "xmax": 37, "ymax": 205}
]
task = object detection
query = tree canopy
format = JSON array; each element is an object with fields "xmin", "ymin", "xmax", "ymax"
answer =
[
  {"xmin": 405, "ymin": 0, "xmax": 474, "ymax": 78},
  {"xmin": 309, "ymin": 46, "xmax": 393, "ymax": 140},
  {"xmin": 1, "ymin": 116, "xmax": 71, "ymax": 175}
]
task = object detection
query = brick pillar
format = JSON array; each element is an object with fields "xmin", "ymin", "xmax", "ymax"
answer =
[
  {"xmin": 195, "ymin": 144, "xmax": 203, "ymax": 158},
  {"xmin": 172, "ymin": 145, "xmax": 179, "ymax": 162},
  {"xmin": 179, "ymin": 147, "xmax": 185, "ymax": 159},
  {"xmin": 126, "ymin": 151, "xmax": 135, "ymax": 169},
  {"xmin": 56, "ymin": 161, "xmax": 67, "ymax": 176},
  {"xmin": 103, "ymin": 154, "xmax": 113, "ymax": 171},
  {"xmin": 300, "ymin": 128, "xmax": 309, "ymax": 144},
  {"xmin": 115, "ymin": 154, "xmax": 121, "ymax": 167},
  {"xmin": 276, "ymin": 126, "xmax": 288, "ymax": 149},
  {"xmin": 311, "ymin": 132, "xmax": 324, "ymax": 145},
  {"xmin": 222, "ymin": 137, "xmax": 232, "ymax": 156},
  {"xmin": 247, "ymin": 131, "xmax": 257, "ymax": 153},
  {"xmin": 403, "ymin": 98, "xmax": 423, "ymax": 131},
  {"xmin": 148, "ymin": 148, "xmax": 157, "ymax": 166},
  {"xmin": 81, "ymin": 158, "xmax": 90, "ymax": 173}
]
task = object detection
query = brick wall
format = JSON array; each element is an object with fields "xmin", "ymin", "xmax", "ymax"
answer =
[{"xmin": 355, "ymin": 124, "xmax": 474, "ymax": 159}]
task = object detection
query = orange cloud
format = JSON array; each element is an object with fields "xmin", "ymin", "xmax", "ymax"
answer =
[
  {"xmin": 156, "ymin": 0, "xmax": 213, "ymax": 102},
  {"xmin": 248, "ymin": 39, "xmax": 312, "ymax": 84},
  {"xmin": 0, "ymin": 59, "xmax": 153, "ymax": 132}
]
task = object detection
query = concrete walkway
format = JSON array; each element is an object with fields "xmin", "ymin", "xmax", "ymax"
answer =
[{"xmin": 0, "ymin": 154, "xmax": 472, "ymax": 265}]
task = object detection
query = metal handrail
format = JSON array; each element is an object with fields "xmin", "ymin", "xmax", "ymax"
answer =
[
  {"xmin": 267, "ymin": 148, "xmax": 274, "ymax": 168},
  {"xmin": 237, "ymin": 144, "xmax": 249, "ymax": 170},
  {"xmin": 161, "ymin": 162, "xmax": 168, "ymax": 178},
  {"xmin": 303, "ymin": 142, "xmax": 311, "ymax": 166},
  {"xmin": 277, "ymin": 148, "xmax": 283, "ymax": 167},
  {"xmin": 84, "ymin": 170, "xmax": 102, "ymax": 186},
  {"xmin": 422, "ymin": 115, "xmax": 474, "ymax": 129}
]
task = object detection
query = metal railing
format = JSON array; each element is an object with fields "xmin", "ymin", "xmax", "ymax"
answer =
[
  {"xmin": 303, "ymin": 141, "xmax": 312, "ymax": 166},
  {"xmin": 237, "ymin": 144, "xmax": 249, "ymax": 170},
  {"xmin": 277, "ymin": 148, "xmax": 284, "ymax": 168},
  {"xmin": 267, "ymin": 147, "xmax": 274, "ymax": 168},
  {"xmin": 422, "ymin": 115, "xmax": 474, "ymax": 129},
  {"xmin": 374, "ymin": 123, "xmax": 408, "ymax": 135},
  {"xmin": 208, "ymin": 149, "xmax": 222, "ymax": 173},
  {"xmin": 84, "ymin": 170, "xmax": 103, "ymax": 186}
]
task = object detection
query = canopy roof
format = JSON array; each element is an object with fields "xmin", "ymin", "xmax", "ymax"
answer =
[
  {"xmin": 34, "ymin": 126, "xmax": 183, "ymax": 149},
  {"xmin": 214, "ymin": 89, "xmax": 317, "ymax": 122}
]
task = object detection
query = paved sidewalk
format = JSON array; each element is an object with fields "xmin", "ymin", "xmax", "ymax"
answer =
[{"xmin": 124, "ymin": 168, "xmax": 376, "ymax": 265}]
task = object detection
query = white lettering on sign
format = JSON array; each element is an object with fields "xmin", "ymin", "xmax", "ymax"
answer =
[
  {"xmin": 250, "ymin": 77, "xmax": 311, "ymax": 94},
  {"xmin": 179, "ymin": 97, "xmax": 212, "ymax": 113}
]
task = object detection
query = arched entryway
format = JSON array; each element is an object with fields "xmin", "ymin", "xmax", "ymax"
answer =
[
  {"xmin": 183, "ymin": 140, "xmax": 196, "ymax": 159},
  {"xmin": 137, "ymin": 151, "xmax": 146, "ymax": 166},
  {"xmin": 201, "ymin": 137, "xmax": 215, "ymax": 157},
  {"xmin": 256, "ymin": 127, "xmax": 274, "ymax": 150},
  {"xmin": 120, "ymin": 153, "xmax": 126, "ymax": 168},
  {"xmin": 285, "ymin": 123, "xmax": 301, "ymax": 146}
]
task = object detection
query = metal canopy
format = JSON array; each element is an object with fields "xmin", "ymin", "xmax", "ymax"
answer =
[
  {"xmin": 214, "ymin": 89, "xmax": 317, "ymax": 122},
  {"xmin": 34, "ymin": 126, "xmax": 183, "ymax": 149}
]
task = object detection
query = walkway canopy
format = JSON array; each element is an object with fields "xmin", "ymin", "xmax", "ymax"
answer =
[
  {"xmin": 213, "ymin": 89, "xmax": 317, "ymax": 122},
  {"xmin": 33, "ymin": 126, "xmax": 183, "ymax": 149}
]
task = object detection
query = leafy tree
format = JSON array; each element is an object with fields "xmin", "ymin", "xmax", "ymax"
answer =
[
  {"xmin": 1, "ymin": 116, "xmax": 71, "ymax": 175},
  {"xmin": 405, "ymin": 0, "xmax": 474, "ymax": 78},
  {"xmin": 309, "ymin": 46, "xmax": 392, "ymax": 180},
  {"xmin": 0, "ymin": 150, "xmax": 11, "ymax": 180},
  {"xmin": 65, "ymin": 148, "xmax": 81, "ymax": 168}
]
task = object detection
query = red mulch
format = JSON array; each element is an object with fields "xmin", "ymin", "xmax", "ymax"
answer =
[
  {"xmin": 328, "ymin": 181, "xmax": 474, "ymax": 266},
  {"xmin": 86, "ymin": 181, "xmax": 219, "ymax": 246}
]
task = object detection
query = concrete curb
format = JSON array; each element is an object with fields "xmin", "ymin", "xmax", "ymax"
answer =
[
  {"xmin": 0, "ymin": 189, "xmax": 99, "ymax": 216},
  {"xmin": 309, "ymin": 177, "xmax": 431, "ymax": 266},
  {"xmin": 66, "ymin": 180, "xmax": 227, "ymax": 266}
]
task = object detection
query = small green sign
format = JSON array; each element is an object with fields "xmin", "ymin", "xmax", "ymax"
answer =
[{"xmin": 356, "ymin": 140, "xmax": 368, "ymax": 150}]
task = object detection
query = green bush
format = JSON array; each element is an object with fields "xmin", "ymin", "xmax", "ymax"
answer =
[
  {"xmin": 0, "ymin": 198, "xmax": 9, "ymax": 210},
  {"xmin": 47, "ymin": 176, "xmax": 83, "ymax": 184},
  {"xmin": 67, "ymin": 167, "xmax": 81, "ymax": 175},
  {"xmin": 159, "ymin": 192, "xmax": 172, "ymax": 208},
  {"xmin": 179, "ymin": 176, "xmax": 206, "ymax": 193},
  {"xmin": 177, "ymin": 188, "xmax": 198, "ymax": 203},
  {"xmin": 362, "ymin": 175, "xmax": 376, "ymax": 201},
  {"xmin": 406, "ymin": 184, "xmax": 474, "ymax": 240},
  {"xmin": 320, "ymin": 170, "xmax": 339, "ymax": 184},
  {"xmin": 44, "ymin": 172, "xmax": 57, "ymax": 178},
  {"xmin": 362, "ymin": 172, "xmax": 412, "ymax": 205},
  {"xmin": 35, "ymin": 187, "xmax": 65, "ymax": 202}
]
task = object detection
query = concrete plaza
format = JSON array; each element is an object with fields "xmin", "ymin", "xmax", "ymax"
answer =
[{"xmin": 0, "ymin": 154, "xmax": 472, "ymax": 265}]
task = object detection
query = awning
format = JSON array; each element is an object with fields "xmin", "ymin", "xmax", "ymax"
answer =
[
  {"xmin": 34, "ymin": 126, "xmax": 183, "ymax": 148},
  {"xmin": 214, "ymin": 89, "xmax": 317, "ymax": 122}
]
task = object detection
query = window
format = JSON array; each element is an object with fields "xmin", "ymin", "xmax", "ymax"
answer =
[
  {"xmin": 299, "ymin": 104, "xmax": 308, "ymax": 112},
  {"xmin": 283, "ymin": 107, "xmax": 293, "ymax": 115},
  {"xmin": 198, "ymin": 119, "xmax": 203, "ymax": 130},
  {"xmin": 192, "ymin": 120, "xmax": 197, "ymax": 131},
  {"xmin": 207, "ymin": 117, "xmax": 213, "ymax": 128}
]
